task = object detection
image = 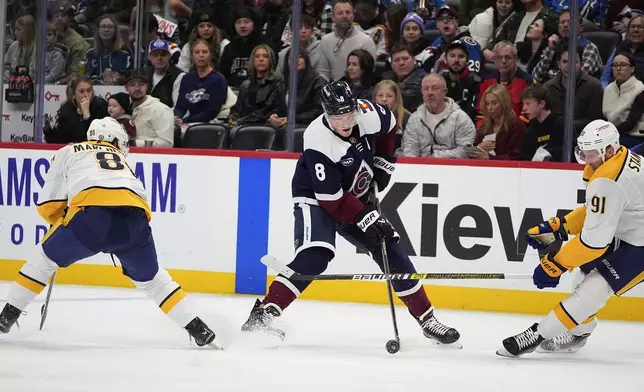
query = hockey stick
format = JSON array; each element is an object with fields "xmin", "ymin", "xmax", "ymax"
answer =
[
  {"xmin": 373, "ymin": 184, "xmax": 401, "ymax": 354},
  {"xmin": 39, "ymin": 272, "xmax": 57, "ymax": 331},
  {"xmin": 261, "ymin": 255, "xmax": 532, "ymax": 281}
]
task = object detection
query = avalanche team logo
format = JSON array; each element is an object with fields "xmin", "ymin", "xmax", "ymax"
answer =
[
  {"xmin": 185, "ymin": 88, "xmax": 211, "ymax": 103},
  {"xmin": 350, "ymin": 161, "xmax": 373, "ymax": 198}
]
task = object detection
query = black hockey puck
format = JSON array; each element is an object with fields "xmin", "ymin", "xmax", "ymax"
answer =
[{"xmin": 386, "ymin": 339, "xmax": 400, "ymax": 354}]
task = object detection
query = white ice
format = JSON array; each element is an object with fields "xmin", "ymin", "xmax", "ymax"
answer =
[{"xmin": 0, "ymin": 283, "xmax": 642, "ymax": 392}]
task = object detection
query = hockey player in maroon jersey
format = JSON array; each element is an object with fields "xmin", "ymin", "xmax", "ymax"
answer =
[{"xmin": 241, "ymin": 81, "xmax": 461, "ymax": 347}]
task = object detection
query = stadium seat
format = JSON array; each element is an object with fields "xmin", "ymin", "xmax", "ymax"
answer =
[
  {"xmin": 229, "ymin": 125, "xmax": 276, "ymax": 151},
  {"xmin": 182, "ymin": 124, "xmax": 228, "ymax": 149},
  {"xmin": 582, "ymin": 18, "xmax": 600, "ymax": 32},
  {"xmin": 423, "ymin": 29, "xmax": 441, "ymax": 44},
  {"xmin": 581, "ymin": 31, "xmax": 622, "ymax": 65}
]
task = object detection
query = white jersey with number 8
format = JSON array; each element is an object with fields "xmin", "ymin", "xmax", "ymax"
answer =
[{"xmin": 36, "ymin": 141, "xmax": 150, "ymax": 226}]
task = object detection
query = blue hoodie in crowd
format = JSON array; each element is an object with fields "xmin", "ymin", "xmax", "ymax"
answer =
[
  {"xmin": 544, "ymin": 0, "xmax": 609, "ymax": 27},
  {"xmin": 86, "ymin": 48, "xmax": 133, "ymax": 83},
  {"xmin": 381, "ymin": 0, "xmax": 446, "ymax": 29},
  {"xmin": 174, "ymin": 70, "xmax": 228, "ymax": 123}
]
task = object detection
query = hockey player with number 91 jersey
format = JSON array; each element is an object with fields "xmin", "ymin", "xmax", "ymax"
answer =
[
  {"xmin": 498, "ymin": 120, "xmax": 644, "ymax": 358},
  {"xmin": 0, "ymin": 117, "xmax": 221, "ymax": 349},
  {"xmin": 241, "ymin": 81, "xmax": 462, "ymax": 347}
]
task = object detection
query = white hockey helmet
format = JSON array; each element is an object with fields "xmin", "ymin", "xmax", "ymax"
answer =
[
  {"xmin": 574, "ymin": 120, "xmax": 620, "ymax": 165},
  {"xmin": 87, "ymin": 117, "xmax": 130, "ymax": 156}
]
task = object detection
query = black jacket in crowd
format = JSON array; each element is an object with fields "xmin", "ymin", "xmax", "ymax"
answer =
[
  {"xmin": 487, "ymin": 5, "xmax": 558, "ymax": 50},
  {"xmin": 220, "ymin": 7, "xmax": 273, "ymax": 90},
  {"xmin": 545, "ymin": 71, "xmax": 604, "ymax": 136},
  {"xmin": 231, "ymin": 74, "xmax": 284, "ymax": 125},
  {"xmin": 147, "ymin": 64, "xmax": 184, "ymax": 108},
  {"xmin": 279, "ymin": 70, "xmax": 325, "ymax": 125},
  {"xmin": 440, "ymin": 68, "xmax": 481, "ymax": 121},
  {"xmin": 258, "ymin": 0, "xmax": 292, "ymax": 55},
  {"xmin": 521, "ymin": 111, "xmax": 565, "ymax": 162},
  {"xmin": 45, "ymin": 97, "xmax": 109, "ymax": 144}
]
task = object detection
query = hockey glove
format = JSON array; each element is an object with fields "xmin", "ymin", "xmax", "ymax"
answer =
[
  {"xmin": 533, "ymin": 253, "xmax": 567, "ymax": 289},
  {"xmin": 355, "ymin": 206, "xmax": 396, "ymax": 243},
  {"xmin": 372, "ymin": 156, "xmax": 396, "ymax": 192},
  {"xmin": 525, "ymin": 217, "xmax": 569, "ymax": 250}
]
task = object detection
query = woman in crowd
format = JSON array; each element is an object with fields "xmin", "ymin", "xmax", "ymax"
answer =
[
  {"xmin": 221, "ymin": 7, "xmax": 272, "ymax": 91},
  {"xmin": 229, "ymin": 44, "xmax": 283, "ymax": 128},
  {"xmin": 174, "ymin": 38, "xmax": 228, "ymax": 126},
  {"xmin": 517, "ymin": 19, "xmax": 550, "ymax": 74},
  {"xmin": 601, "ymin": 15, "xmax": 644, "ymax": 87},
  {"xmin": 86, "ymin": 15, "xmax": 133, "ymax": 85},
  {"xmin": 384, "ymin": 4, "xmax": 407, "ymax": 52},
  {"xmin": 470, "ymin": 84, "xmax": 525, "ymax": 160},
  {"xmin": 44, "ymin": 76, "xmax": 109, "ymax": 144},
  {"xmin": 4, "ymin": 14, "xmax": 36, "ymax": 81},
  {"xmin": 340, "ymin": 49, "xmax": 377, "ymax": 100},
  {"xmin": 177, "ymin": 8, "xmax": 230, "ymax": 72},
  {"xmin": 400, "ymin": 12, "xmax": 433, "ymax": 62},
  {"xmin": 603, "ymin": 52, "xmax": 644, "ymax": 148},
  {"xmin": 373, "ymin": 80, "xmax": 410, "ymax": 154},
  {"xmin": 470, "ymin": 0, "xmax": 521, "ymax": 51},
  {"xmin": 270, "ymin": 48, "xmax": 325, "ymax": 148}
]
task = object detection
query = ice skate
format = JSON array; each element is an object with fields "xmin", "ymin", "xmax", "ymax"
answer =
[
  {"xmin": 537, "ymin": 331, "xmax": 590, "ymax": 353},
  {"xmin": 185, "ymin": 317, "xmax": 223, "ymax": 349},
  {"xmin": 419, "ymin": 309, "xmax": 462, "ymax": 348},
  {"xmin": 497, "ymin": 323, "xmax": 544, "ymax": 358},
  {"xmin": 241, "ymin": 299, "xmax": 285, "ymax": 341},
  {"xmin": 0, "ymin": 303, "xmax": 22, "ymax": 334}
]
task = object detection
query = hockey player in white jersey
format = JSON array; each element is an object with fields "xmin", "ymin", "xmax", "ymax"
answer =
[
  {"xmin": 241, "ymin": 81, "xmax": 461, "ymax": 346},
  {"xmin": 498, "ymin": 120, "xmax": 644, "ymax": 358},
  {"xmin": 0, "ymin": 118, "xmax": 221, "ymax": 348}
]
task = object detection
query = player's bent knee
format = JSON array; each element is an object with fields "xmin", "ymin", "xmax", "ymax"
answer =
[
  {"xmin": 21, "ymin": 245, "xmax": 59, "ymax": 283},
  {"xmin": 289, "ymin": 247, "xmax": 334, "ymax": 276},
  {"xmin": 559, "ymin": 270, "xmax": 613, "ymax": 327},
  {"xmin": 133, "ymin": 269, "xmax": 183, "ymax": 308}
]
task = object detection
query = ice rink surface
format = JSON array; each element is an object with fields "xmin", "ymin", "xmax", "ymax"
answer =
[{"xmin": 0, "ymin": 283, "xmax": 642, "ymax": 392}]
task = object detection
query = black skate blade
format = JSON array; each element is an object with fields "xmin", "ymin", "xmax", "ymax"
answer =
[
  {"xmin": 241, "ymin": 326, "xmax": 286, "ymax": 342},
  {"xmin": 535, "ymin": 345, "xmax": 579, "ymax": 354},
  {"xmin": 207, "ymin": 338, "xmax": 225, "ymax": 350},
  {"xmin": 496, "ymin": 346, "xmax": 519, "ymax": 358},
  {"xmin": 430, "ymin": 339, "xmax": 463, "ymax": 349}
]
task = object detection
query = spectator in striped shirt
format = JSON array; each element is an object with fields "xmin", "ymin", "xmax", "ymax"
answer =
[{"xmin": 531, "ymin": 8, "xmax": 603, "ymax": 83}]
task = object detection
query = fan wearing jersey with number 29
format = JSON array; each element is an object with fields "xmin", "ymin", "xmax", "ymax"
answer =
[{"xmin": 0, "ymin": 117, "xmax": 222, "ymax": 349}]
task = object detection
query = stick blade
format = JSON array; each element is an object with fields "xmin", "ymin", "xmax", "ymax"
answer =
[{"xmin": 260, "ymin": 255, "xmax": 294, "ymax": 278}]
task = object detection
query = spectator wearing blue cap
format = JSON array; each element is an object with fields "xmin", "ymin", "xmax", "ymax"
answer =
[{"xmin": 147, "ymin": 39, "xmax": 185, "ymax": 109}]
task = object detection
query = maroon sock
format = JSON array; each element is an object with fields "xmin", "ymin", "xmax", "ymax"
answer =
[
  {"xmin": 262, "ymin": 280, "xmax": 298, "ymax": 313},
  {"xmin": 399, "ymin": 287, "xmax": 432, "ymax": 320}
]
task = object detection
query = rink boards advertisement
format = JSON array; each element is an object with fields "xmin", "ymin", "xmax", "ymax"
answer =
[{"xmin": 0, "ymin": 145, "xmax": 642, "ymax": 321}]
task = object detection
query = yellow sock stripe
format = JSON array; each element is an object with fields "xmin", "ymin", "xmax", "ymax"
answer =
[
  {"xmin": 615, "ymin": 271, "xmax": 644, "ymax": 296},
  {"xmin": 582, "ymin": 314, "xmax": 596, "ymax": 324},
  {"xmin": 554, "ymin": 303, "xmax": 578, "ymax": 330},
  {"xmin": 15, "ymin": 272, "xmax": 46, "ymax": 294},
  {"xmin": 159, "ymin": 287, "xmax": 186, "ymax": 314}
]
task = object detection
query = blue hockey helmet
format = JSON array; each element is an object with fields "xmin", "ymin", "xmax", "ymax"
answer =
[{"xmin": 321, "ymin": 81, "xmax": 358, "ymax": 116}]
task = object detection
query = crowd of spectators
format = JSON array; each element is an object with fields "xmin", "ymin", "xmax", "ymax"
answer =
[{"xmin": 3, "ymin": 0, "xmax": 644, "ymax": 161}]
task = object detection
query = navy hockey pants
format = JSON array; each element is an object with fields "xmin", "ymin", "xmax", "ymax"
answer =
[
  {"xmin": 286, "ymin": 203, "xmax": 419, "ymax": 294},
  {"xmin": 41, "ymin": 206, "xmax": 159, "ymax": 282}
]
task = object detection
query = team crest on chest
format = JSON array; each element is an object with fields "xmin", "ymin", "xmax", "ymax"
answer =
[{"xmin": 350, "ymin": 160, "xmax": 374, "ymax": 198}]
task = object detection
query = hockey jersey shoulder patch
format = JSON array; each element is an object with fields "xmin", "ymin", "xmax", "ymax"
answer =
[
  {"xmin": 303, "ymin": 117, "xmax": 351, "ymax": 163},
  {"xmin": 356, "ymin": 100, "xmax": 395, "ymax": 136}
]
